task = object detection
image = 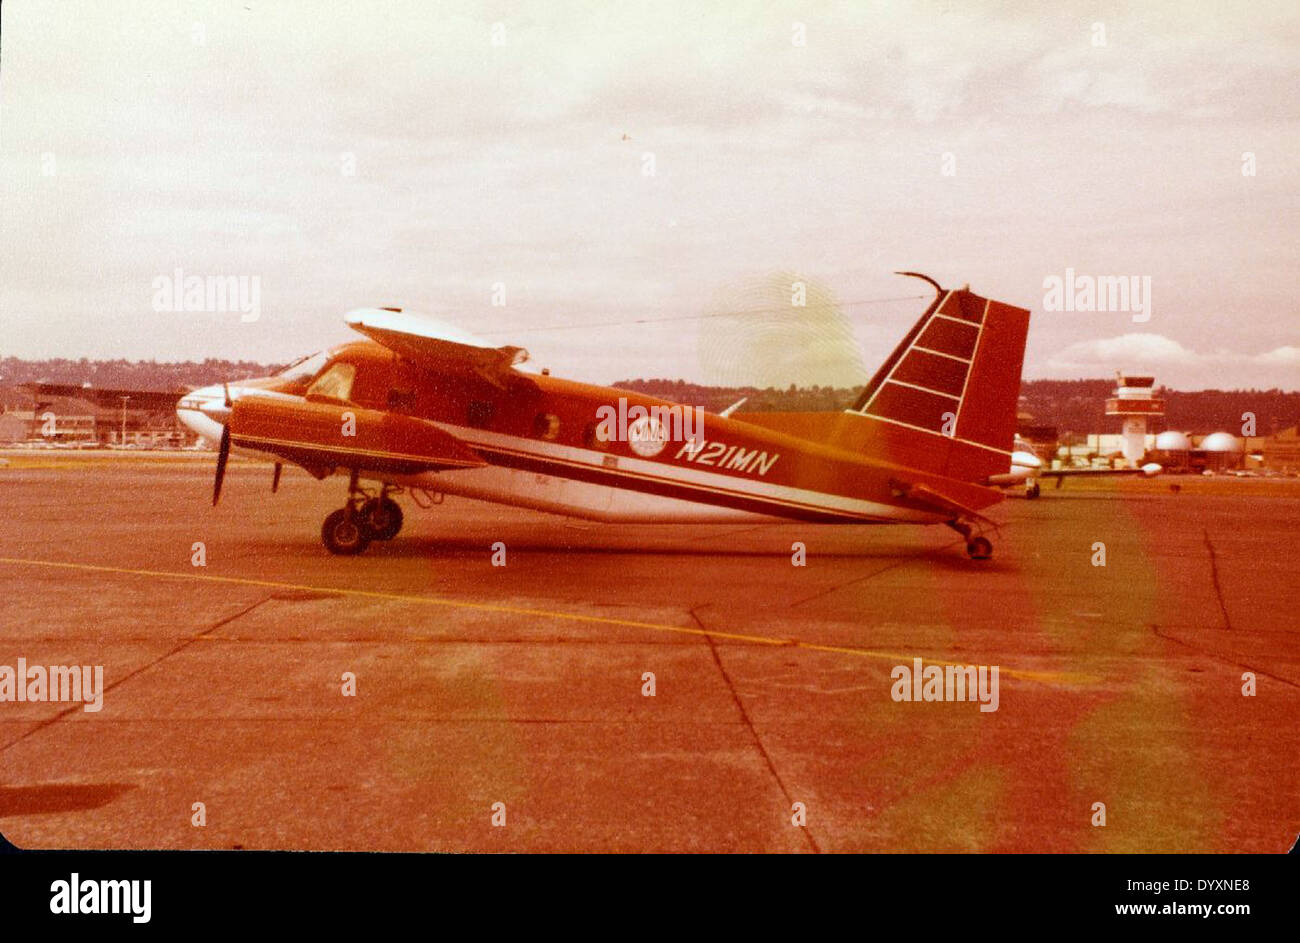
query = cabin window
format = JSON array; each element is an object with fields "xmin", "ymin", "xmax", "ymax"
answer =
[
  {"xmin": 533, "ymin": 413, "xmax": 560, "ymax": 440},
  {"xmin": 583, "ymin": 421, "xmax": 611, "ymax": 451},
  {"xmin": 307, "ymin": 363, "xmax": 356, "ymax": 402}
]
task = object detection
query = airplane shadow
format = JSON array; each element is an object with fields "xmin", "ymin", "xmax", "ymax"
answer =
[
  {"xmin": 0, "ymin": 782, "xmax": 135, "ymax": 818},
  {"xmin": 242, "ymin": 533, "xmax": 1014, "ymax": 572}
]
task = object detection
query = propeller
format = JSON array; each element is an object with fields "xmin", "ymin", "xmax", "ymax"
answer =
[
  {"xmin": 213, "ymin": 423, "xmax": 230, "ymax": 506},
  {"xmin": 272, "ymin": 462, "xmax": 282, "ymax": 493},
  {"xmin": 211, "ymin": 382, "xmax": 236, "ymax": 506},
  {"xmin": 696, "ymin": 272, "xmax": 867, "ymax": 391}
]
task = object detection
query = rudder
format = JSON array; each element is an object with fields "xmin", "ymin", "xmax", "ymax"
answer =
[{"xmin": 847, "ymin": 276, "xmax": 1030, "ymax": 483}]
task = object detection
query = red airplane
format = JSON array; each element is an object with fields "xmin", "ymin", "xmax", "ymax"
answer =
[{"xmin": 171, "ymin": 273, "xmax": 1030, "ymax": 559}]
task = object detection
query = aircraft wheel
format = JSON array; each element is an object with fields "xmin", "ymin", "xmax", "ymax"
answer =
[
  {"xmin": 359, "ymin": 496, "xmax": 403, "ymax": 540},
  {"xmin": 322, "ymin": 509, "xmax": 371, "ymax": 555},
  {"xmin": 966, "ymin": 537, "xmax": 993, "ymax": 560},
  {"xmin": 1026, "ymin": 481, "xmax": 1041, "ymax": 499}
]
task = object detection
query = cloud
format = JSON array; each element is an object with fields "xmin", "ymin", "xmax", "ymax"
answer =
[
  {"xmin": 1256, "ymin": 345, "xmax": 1300, "ymax": 366},
  {"xmin": 1042, "ymin": 333, "xmax": 1300, "ymax": 388},
  {"xmin": 1048, "ymin": 333, "xmax": 1201, "ymax": 366}
]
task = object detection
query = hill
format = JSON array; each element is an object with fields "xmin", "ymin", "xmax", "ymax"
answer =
[{"xmin": 1, "ymin": 358, "xmax": 1294, "ymax": 436}]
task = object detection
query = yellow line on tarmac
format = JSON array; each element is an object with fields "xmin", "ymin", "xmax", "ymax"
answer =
[{"xmin": 0, "ymin": 556, "xmax": 1097, "ymax": 685}]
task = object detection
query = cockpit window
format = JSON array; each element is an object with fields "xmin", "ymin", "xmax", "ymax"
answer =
[
  {"xmin": 306, "ymin": 362, "xmax": 357, "ymax": 402},
  {"xmin": 276, "ymin": 350, "xmax": 330, "ymax": 385}
]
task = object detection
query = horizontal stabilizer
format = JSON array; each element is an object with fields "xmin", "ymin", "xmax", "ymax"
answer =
[{"xmin": 891, "ymin": 479, "xmax": 993, "ymax": 525}]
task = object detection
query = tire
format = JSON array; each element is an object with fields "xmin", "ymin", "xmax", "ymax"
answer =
[
  {"xmin": 966, "ymin": 537, "xmax": 993, "ymax": 560},
  {"xmin": 322, "ymin": 508, "xmax": 371, "ymax": 555},
  {"xmin": 359, "ymin": 497, "xmax": 403, "ymax": 540}
]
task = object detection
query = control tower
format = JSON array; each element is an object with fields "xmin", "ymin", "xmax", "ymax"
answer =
[{"xmin": 1105, "ymin": 373, "xmax": 1164, "ymax": 465}]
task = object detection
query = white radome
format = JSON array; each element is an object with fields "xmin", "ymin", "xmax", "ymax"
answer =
[
  {"xmin": 1200, "ymin": 432, "xmax": 1242, "ymax": 453},
  {"xmin": 1155, "ymin": 430, "xmax": 1192, "ymax": 451}
]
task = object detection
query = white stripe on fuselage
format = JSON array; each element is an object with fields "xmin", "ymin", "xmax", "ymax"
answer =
[{"xmin": 395, "ymin": 422, "xmax": 949, "ymax": 525}]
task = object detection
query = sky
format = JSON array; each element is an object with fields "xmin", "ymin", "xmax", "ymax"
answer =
[{"xmin": 1, "ymin": 0, "xmax": 1297, "ymax": 391}]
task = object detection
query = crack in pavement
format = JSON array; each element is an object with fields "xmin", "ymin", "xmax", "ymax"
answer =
[
  {"xmin": 689, "ymin": 605, "xmax": 822, "ymax": 853},
  {"xmin": 787, "ymin": 538, "xmax": 966, "ymax": 607},
  {"xmin": 1202, "ymin": 529, "xmax": 1233, "ymax": 631},
  {"xmin": 0, "ymin": 595, "xmax": 273, "ymax": 755},
  {"xmin": 1152, "ymin": 624, "xmax": 1299, "ymax": 690}
]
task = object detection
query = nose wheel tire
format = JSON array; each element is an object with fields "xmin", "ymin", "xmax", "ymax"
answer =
[
  {"xmin": 359, "ymin": 496, "xmax": 403, "ymax": 540},
  {"xmin": 322, "ymin": 508, "xmax": 371, "ymax": 555}
]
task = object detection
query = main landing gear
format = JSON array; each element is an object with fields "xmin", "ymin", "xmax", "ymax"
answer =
[
  {"xmin": 1025, "ymin": 479, "xmax": 1042, "ymax": 499},
  {"xmin": 946, "ymin": 519, "xmax": 993, "ymax": 560},
  {"xmin": 321, "ymin": 472, "xmax": 405, "ymax": 555}
]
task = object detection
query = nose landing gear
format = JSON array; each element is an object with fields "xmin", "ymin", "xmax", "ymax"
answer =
[{"xmin": 321, "ymin": 472, "xmax": 405, "ymax": 555}]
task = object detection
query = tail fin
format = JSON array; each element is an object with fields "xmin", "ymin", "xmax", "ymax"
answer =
[{"xmin": 844, "ymin": 274, "xmax": 1030, "ymax": 483}]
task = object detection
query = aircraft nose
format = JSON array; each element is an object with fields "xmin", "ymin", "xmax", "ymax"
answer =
[
  {"xmin": 1012, "ymin": 450, "xmax": 1042, "ymax": 471},
  {"xmin": 176, "ymin": 384, "xmax": 230, "ymax": 444}
]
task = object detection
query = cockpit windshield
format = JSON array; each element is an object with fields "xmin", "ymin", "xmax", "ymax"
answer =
[
  {"xmin": 306, "ymin": 362, "xmax": 357, "ymax": 402},
  {"xmin": 275, "ymin": 350, "xmax": 330, "ymax": 385}
]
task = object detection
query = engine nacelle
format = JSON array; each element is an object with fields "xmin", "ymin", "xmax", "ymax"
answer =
[{"xmin": 229, "ymin": 396, "xmax": 486, "ymax": 477}]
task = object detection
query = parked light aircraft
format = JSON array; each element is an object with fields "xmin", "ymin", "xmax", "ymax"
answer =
[
  {"xmin": 34, "ymin": 274, "xmax": 1043, "ymax": 560},
  {"xmin": 990, "ymin": 436, "xmax": 1161, "ymax": 498}
]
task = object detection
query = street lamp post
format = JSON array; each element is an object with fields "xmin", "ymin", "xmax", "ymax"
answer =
[{"xmin": 119, "ymin": 395, "xmax": 130, "ymax": 446}]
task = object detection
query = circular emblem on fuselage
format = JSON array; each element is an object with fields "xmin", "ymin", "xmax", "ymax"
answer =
[{"xmin": 627, "ymin": 415, "xmax": 669, "ymax": 457}]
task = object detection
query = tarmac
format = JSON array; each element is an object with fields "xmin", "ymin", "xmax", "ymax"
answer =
[{"xmin": 1, "ymin": 451, "xmax": 1297, "ymax": 852}]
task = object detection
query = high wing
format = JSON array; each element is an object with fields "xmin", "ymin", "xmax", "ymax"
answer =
[
  {"xmin": 344, "ymin": 307, "xmax": 535, "ymax": 390},
  {"xmin": 1038, "ymin": 464, "xmax": 1162, "ymax": 478},
  {"xmin": 1039, "ymin": 463, "xmax": 1162, "ymax": 488}
]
